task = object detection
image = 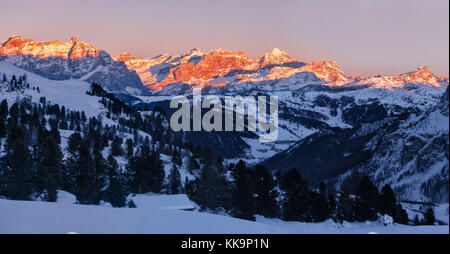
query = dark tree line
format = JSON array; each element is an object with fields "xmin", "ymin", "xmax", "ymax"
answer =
[
  {"xmin": 86, "ymin": 82, "xmax": 182, "ymax": 150},
  {"xmin": 0, "ymin": 77, "xmax": 190, "ymax": 206},
  {"xmin": 186, "ymin": 158, "xmax": 412, "ymax": 225},
  {"xmin": 0, "ymin": 96, "xmax": 167, "ymax": 207}
]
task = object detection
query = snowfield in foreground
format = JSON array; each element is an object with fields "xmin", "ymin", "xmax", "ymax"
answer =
[{"xmin": 0, "ymin": 198, "xmax": 447, "ymax": 234}]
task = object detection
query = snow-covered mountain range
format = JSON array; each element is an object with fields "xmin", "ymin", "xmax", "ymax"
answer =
[
  {"xmin": 0, "ymin": 35, "xmax": 448, "ymax": 204},
  {"xmin": 0, "ymin": 35, "xmax": 144, "ymax": 93},
  {"xmin": 114, "ymin": 46, "xmax": 447, "ymax": 94}
]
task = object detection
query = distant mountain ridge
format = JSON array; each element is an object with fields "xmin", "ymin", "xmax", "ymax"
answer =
[
  {"xmin": 0, "ymin": 35, "xmax": 145, "ymax": 93},
  {"xmin": 0, "ymin": 35, "xmax": 447, "ymax": 95},
  {"xmin": 114, "ymin": 48, "xmax": 446, "ymax": 94},
  {"xmin": 114, "ymin": 47, "xmax": 351, "ymax": 92}
]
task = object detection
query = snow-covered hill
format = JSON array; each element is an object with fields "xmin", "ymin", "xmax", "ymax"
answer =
[
  {"xmin": 0, "ymin": 61, "xmax": 195, "ymax": 198},
  {"xmin": 0, "ymin": 61, "xmax": 105, "ymax": 117}
]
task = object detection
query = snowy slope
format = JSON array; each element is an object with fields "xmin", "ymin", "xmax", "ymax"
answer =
[
  {"xmin": 0, "ymin": 62, "xmax": 198, "ymax": 203},
  {"xmin": 0, "ymin": 61, "xmax": 104, "ymax": 117},
  {"xmin": 0, "ymin": 198, "xmax": 447, "ymax": 234}
]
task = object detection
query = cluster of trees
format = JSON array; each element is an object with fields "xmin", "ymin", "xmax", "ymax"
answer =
[
  {"xmin": 1, "ymin": 73, "xmax": 35, "ymax": 92},
  {"xmin": 186, "ymin": 158, "xmax": 414, "ymax": 225},
  {"xmin": 0, "ymin": 79, "xmax": 190, "ymax": 207},
  {"xmin": 417, "ymin": 208, "xmax": 436, "ymax": 226},
  {"xmin": 87, "ymin": 82, "xmax": 177, "ymax": 147},
  {"xmin": 0, "ymin": 97, "xmax": 66, "ymax": 202},
  {"xmin": 0, "ymin": 96, "xmax": 176, "ymax": 209},
  {"xmin": 87, "ymin": 82, "xmax": 136, "ymax": 116}
]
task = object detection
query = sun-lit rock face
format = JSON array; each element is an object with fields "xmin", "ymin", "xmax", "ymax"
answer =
[
  {"xmin": 3, "ymin": 35, "xmax": 446, "ymax": 93},
  {"xmin": 299, "ymin": 60, "xmax": 349, "ymax": 84},
  {"xmin": 116, "ymin": 48, "xmax": 315, "ymax": 91},
  {"xmin": 165, "ymin": 49, "xmax": 256, "ymax": 83},
  {"xmin": 117, "ymin": 46, "xmax": 448, "ymax": 92},
  {"xmin": 357, "ymin": 66, "xmax": 444, "ymax": 89},
  {"xmin": 114, "ymin": 52, "xmax": 140, "ymax": 63},
  {"xmin": 0, "ymin": 35, "xmax": 100, "ymax": 60},
  {"xmin": 0, "ymin": 35, "xmax": 144, "ymax": 92},
  {"xmin": 394, "ymin": 66, "xmax": 437, "ymax": 84},
  {"xmin": 256, "ymin": 47, "xmax": 298, "ymax": 68}
]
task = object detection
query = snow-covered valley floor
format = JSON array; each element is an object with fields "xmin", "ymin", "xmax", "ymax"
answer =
[{"xmin": 0, "ymin": 197, "xmax": 447, "ymax": 234}]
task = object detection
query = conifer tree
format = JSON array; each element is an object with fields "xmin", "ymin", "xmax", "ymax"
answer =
[
  {"xmin": 356, "ymin": 176, "xmax": 380, "ymax": 220},
  {"xmin": 185, "ymin": 160, "xmax": 230, "ymax": 211},
  {"xmin": 127, "ymin": 146, "xmax": 165, "ymax": 193},
  {"xmin": 0, "ymin": 118, "xmax": 6, "ymax": 138},
  {"xmin": 5, "ymin": 138, "xmax": 33, "ymax": 200},
  {"xmin": 424, "ymin": 208, "xmax": 435, "ymax": 225},
  {"xmin": 168, "ymin": 164, "xmax": 181, "ymax": 194},
  {"xmin": 380, "ymin": 184, "xmax": 396, "ymax": 217},
  {"xmin": 312, "ymin": 182, "xmax": 330, "ymax": 222},
  {"xmin": 232, "ymin": 160, "xmax": 255, "ymax": 221},
  {"xmin": 253, "ymin": 164, "xmax": 279, "ymax": 218},
  {"xmin": 93, "ymin": 146, "xmax": 108, "ymax": 201},
  {"xmin": 105, "ymin": 154, "xmax": 128, "ymax": 207},
  {"xmin": 67, "ymin": 132, "xmax": 82, "ymax": 155},
  {"xmin": 125, "ymin": 138, "xmax": 134, "ymax": 158},
  {"xmin": 172, "ymin": 147, "xmax": 182, "ymax": 166},
  {"xmin": 36, "ymin": 135, "xmax": 63, "ymax": 202},
  {"xmin": 0, "ymin": 99, "xmax": 8, "ymax": 119},
  {"xmin": 281, "ymin": 168, "xmax": 309, "ymax": 222},
  {"xmin": 111, "ymin": 136, "xmax": 123, "ymax": 156},
  {"xmin": 49, "ymin": 124, "xmax": 61, "ymax": 144},
  {"xmin": 413, "ymin": 214, "xmax": 421, "ymax": 225},
  {"xmin": 74, "ymin": 141, "xmax": 97, "ymax": 204},
  {"xmin": 395, "ymin": 203, "xmax": 409, "ymax": 225}
]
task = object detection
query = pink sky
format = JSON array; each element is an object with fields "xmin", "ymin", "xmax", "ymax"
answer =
[{"xmin": 0, "ymin": 0, "xmax": 448, "ymax": 76}]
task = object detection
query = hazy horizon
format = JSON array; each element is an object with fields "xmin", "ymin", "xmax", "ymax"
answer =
[{"xmin": 0, "ymin": 0, "xmax": 448, "ymax": 77}]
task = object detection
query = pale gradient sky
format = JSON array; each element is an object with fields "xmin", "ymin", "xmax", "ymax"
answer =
[{"xmin": 0, "ymin": 0, "xmax": 448, "ymax": 76}]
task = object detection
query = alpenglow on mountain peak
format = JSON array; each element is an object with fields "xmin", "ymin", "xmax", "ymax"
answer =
[
  {"xmin": 0, "ymin": 35, "xmax": 145, "ymax": 93},
  {"xmin": 0, "ymin": 35, "xmax": 447, "ymax": 93},
  {"xmin": 0, "ymin": 35, "xmax": 102, "ymax": 60},
  {"xmin": 113, "ymin": 47, "xmax": 352, "ymax": 91}
]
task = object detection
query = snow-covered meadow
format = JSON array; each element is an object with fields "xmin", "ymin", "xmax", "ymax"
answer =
[{"xmin": 0, "ymin": 193, "xmax": 447, "ymax": 234}]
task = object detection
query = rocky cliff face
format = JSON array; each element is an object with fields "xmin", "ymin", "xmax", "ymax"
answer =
[
  {"xmin": 0, "ymin": 35, "xmax": 145, "ymax": 93},
  {"xmin": 116, "ymin": 47, "xmax": 446, "ymax": 95},
  {"xmin": 2, "ymin": 35, "xmax": 445, "ymax": 96},
  {"xmin": 114, "ymin": 48, "xmax": 355, "ymax": 92},
  {"xmin": 259, "ymin": 87, "xmax": 449, "ymax": 204},
  {"xmin": 356, "ymin": 86, "xmax": 449, "ymax": 203}
]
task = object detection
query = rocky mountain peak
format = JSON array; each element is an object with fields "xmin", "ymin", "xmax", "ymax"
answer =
[
  {"xmin": 394, "ymin": 66, "xmax": 438, "ymax": 85},
  {"xmin": 0, "ymin": 35, "xmax": 144, "ymax": 92},
  {"xmin": 257, "ymin": 47, "xmax": 296, "ymax": 67},
  {"xmin": 0, "ymin": 35, "xmax": 101, "ymax": 60},
  {"xmin": 299, "ymin": 60, "xmax": 348, "ymax": 84}
]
